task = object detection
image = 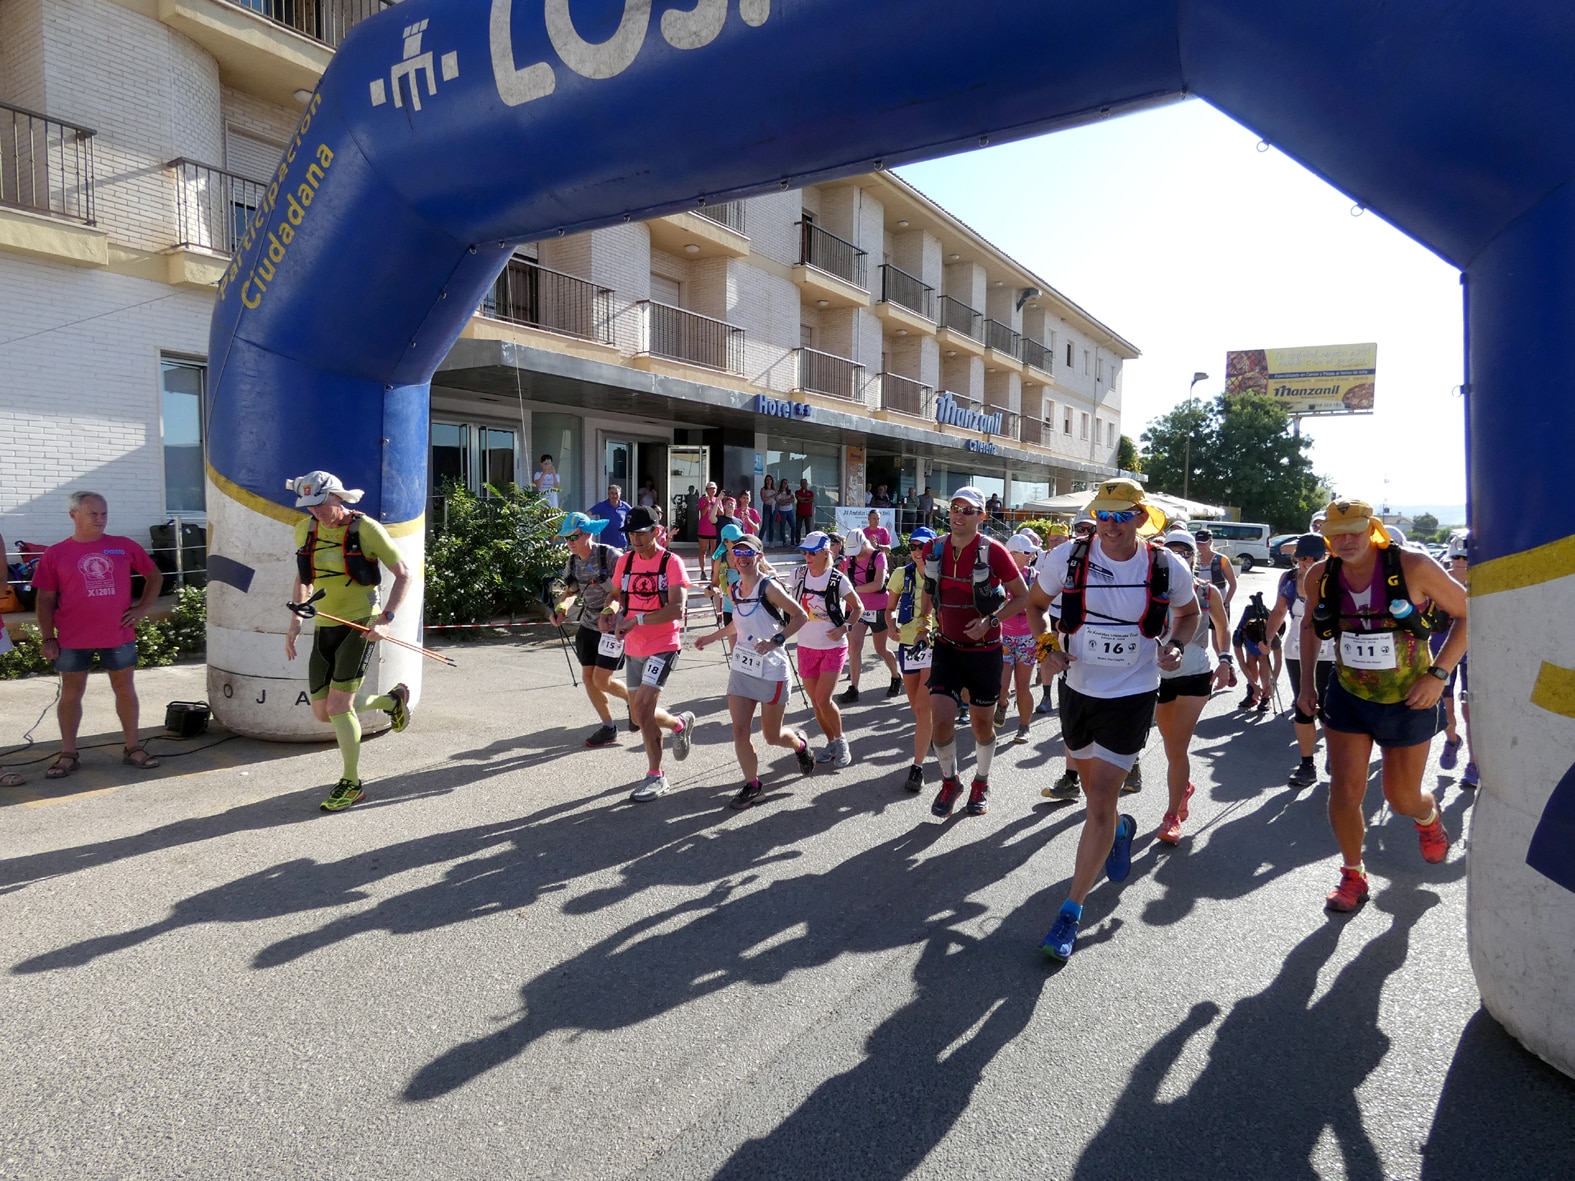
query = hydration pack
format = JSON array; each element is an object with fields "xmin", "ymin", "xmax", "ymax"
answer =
[
  {"xmin": 730, "ymin": 576, "xmax": 789, "ymax": 625},
  {"xmin": 792, "ymin": 565, "xmax": 849, "ymax": 627},
  {"xmin": 1056, "ymin": 536, "xmax": 1171, "ymax": 638},
  {"xmin": 894, "ymin": 562, "xmax": 919, "ymax": 626},
  {"xmin": 296, "ymin": 512, "xmax": 382, "ymax": 587},
  {"xmin": 616, "ymin": 547, "xmax": 679, "ymax": 608},
  {"xmin": 922, "ymin": 535, "xmax": 1008, "ymax": 619},
  {"xmin": 1312, "ymin": 543, "xmax": 1434, "ymax": 641}
]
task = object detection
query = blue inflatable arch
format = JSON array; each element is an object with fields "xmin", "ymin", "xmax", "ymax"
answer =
[{"xmin": 203, "ymin": 0, "xmax": 1575, "ymax": 1073}]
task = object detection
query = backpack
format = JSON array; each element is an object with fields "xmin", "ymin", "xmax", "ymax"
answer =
[
  {"xmin": 1056, "ymin": 535, "xmax": 1172, "ymax": 638},
  {"xmin": 792, "ymin": 564, "xmax": 849, "ymax": 627},
  {"xmin": 616, "ymin": 547, "xmax": 680, "ymax": 607},
  {"xmin": 921, "ymin": 534, "xmax": 1008, "ymax": 620},
  {"xmin": 1312, "ymin": 544, "xmax": 1435, "ymax": 641},
  {"xmin": 296, "ymin": 512, "xmax": 381, "ymax": 587},
  {"xmin": 729, "ymin": 575, "xmax": 788, "ymax": 625}
]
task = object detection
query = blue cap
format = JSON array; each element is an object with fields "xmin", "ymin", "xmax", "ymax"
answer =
[
  {"xmin": 797, "ymin": 530, "xmax": 831, "ymax": 553},
  {"xmin": 556, "ymin": 512, "xmax": 609, "ymax": 537},
  {"xmin": 711, "ymin": 522, "xmax": 746, "ymax": 559},
  {"xmin": 908, "ymin": 527, "xmax": 938, "ymax": 545}
]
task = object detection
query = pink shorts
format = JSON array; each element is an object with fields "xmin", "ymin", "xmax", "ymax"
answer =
[{"xmin": 798, "ymin": 645, "xmax": 848, "ymax": 680}]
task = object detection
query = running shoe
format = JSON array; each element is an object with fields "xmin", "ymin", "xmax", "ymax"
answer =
[
  {"xmin": 904, "ymin": 764, "xmax": 924, "ymax": 793},
  {"xmin": 1287, "ymin": 761, "xmax": 1317, "ymax": 788},
  {"xmin": 1014, "ymin": 723, "xmax": 1031, "ymax": 744},
  {"xmin": 1121, "ymin": 764, "xmax": 1143, "ymax": 794},
  {"xmin": 1043, "ymin": 770, "xmax": 1080, "ymax": 801},
  {"xmin": 1178, "ymin": 781, "xmax": 1196, "ymax": 822},
  {"xmin": 672, "ymin": 712, "xmax": 697, "ymax": 761},
  {"xmin": 630, "ymin": 771, "xmax": 670, "ymax": 802},
  {"xmin": 1035, "ymin": 688, "xmax": 1055, "ymax": 715},
  {"xmin": 794, "ymin": 738, "xmax": 815, "ymax": 776},
  {"xmin": 836, "ymin": 685, "xmax": 860, "ymax": 705},
  {"xmin": 932, "ymin": 776, "xmax": 963, "ymax": 818},
  {"xmin": 1105, "ymin": 814, "xmax": 1136, "ymax": 882},
  {"xmin": 585, "ymin": 723, "xmax": 618, "ymax": 747},
  {"xmin": 887, "ymin": 676, "xmax": 903, "ymax": 698},
  {"xmin": 1325, "ymin": 867, "xmax": 1370, "ymax": 912},
  {"xmin": 319, "ymin": 779, "xmax": 364, "ymax": 812},
  {"xmin": 1417, "ymin": 810, "xmax": 1451, "ymax": 863},
  {"xmin": 1040, "ymin": 902, "xmax": 1081, "ymax": 961},
  {"xmin": 832, "ymin": 737, "xmax": 852, "ymax": 768},
  {"xmin": 1157, "ymin": 812, "xmax": 1183, "ymax": 846},
  {"xmin": 816, "ymin": 743, "xmax": 838, "ymax": 763},
  {"xmin": 385, "ymin": 682, "xmax": 411, "ymax": 733},
  {"xmin": 993, "ymin": 701, "xmax": 1008, "ymax": 726},
  {"xmin": 1461, "ymin": 761, "xmax": 1479, "ymax": 788},
  {"xmin": 1439, "ymin": 736, "xmax": 1461, "ymax": 771},
  {"xmin": 628, "ymin": 715, "xmax": 639, "ymax": 733},
  {"xmin": 1255, "ymin": 696, "xmax": 1271, "ymax": 714},
  {"xmin": 730, "ymin": 780, "xmax": 764, "ymax": 810},
  {"xmin": 1239, "ymin": 689, "xmax": 1258, "ymax": 709},
  {"xmin": 966, "ymin": 778, "xmax": 990, "ymax": 815}
]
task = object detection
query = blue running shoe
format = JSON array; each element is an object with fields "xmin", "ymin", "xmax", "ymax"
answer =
[
  {"xmin": 1439, "ymin": 736, "xmax": 1461, "ymax": 771},
  {"xmin": 1105, "ymin": 813, "xmax": 1136, "ymax": 882},
  {"xmin": 1041, "ymin": 902, "xmax": 1081, "ymax": 961}
]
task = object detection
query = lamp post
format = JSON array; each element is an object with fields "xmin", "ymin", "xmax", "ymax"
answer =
[{"xmin": 1182, "ymin": 371, "xmax": 1209, "ymax": 501}]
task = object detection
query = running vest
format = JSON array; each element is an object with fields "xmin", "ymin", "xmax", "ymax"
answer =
[
  {"xmin": 922, "ymin": 534, "xmax": 1008, "ymax": 619},
  {"xmin": 1056, "ymin": 536, "xmax": 1171, "ymax": 637},
  {"xmin": 728, "ymin": 575, "xmax": 788, "ymax": 625},
  {"xmin": 893, "ymin": 561, "xmax": 919, "ymax": 625},
  {"xmin": 1312, "ymin": 544, "xmax": 1434, "ymax": 641},
  {"xmin": 792, "ymin": 565, "xmax": 849, "ymax": 627},
  {"xmin": 616, "ymin": 547, "xmax": 680, "ymax": 608},
  {"xmin": 296, "ymin": 513, "xmax": 381, "ymax": 587},
  {"xmin": 1206, "ymin": 552, "xmax": 1227, "ymax": 589}
]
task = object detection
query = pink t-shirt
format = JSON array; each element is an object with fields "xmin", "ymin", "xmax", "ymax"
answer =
[
  {"xmin": 33, "ymin": 535, "xmax": 157, "ymax": 649},
  {"xmin": 615, "ymin": 548, "xmax": 692, "ymax": 659}
]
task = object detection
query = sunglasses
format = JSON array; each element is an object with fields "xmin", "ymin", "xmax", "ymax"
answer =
[
  {"xmin": 565, "ymin": 532, "xmax": 585, "ymax": 541},
  {"xmin": 1095, "ymin": 509, "xmax": 1140, "ymax": 523},
  {"xmin": 951, "ymin": 505, "xmax": 982, "ymax": 516},
  {"xmin": 730, "ymin": 547, "xmax": 761, "ymax": 558}
]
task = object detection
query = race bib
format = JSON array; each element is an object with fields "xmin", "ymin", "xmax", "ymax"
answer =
[
  {"xmin": 641, "ymin": 653, "xmax": 671, "ymax": 687},
  {"xmin": 1340, "ymin": 631, "xmax": 1397, "ymax": 670},
  {"xmin": 598, "ymin": 633, "xmax": 625, "ymax": 660},
  {"xmin": 903, "ymin": 643, "xmax": 933, "ymax": 670},
  {"xmin": 860, "ymin": 610, "xmax": 878, "ymax": 625},
  {"xmin": 1080, "ymin": 625, "xmax": 1142, "ymax": 668},
  {"xmin": 729, "ymin": 644, "xmax": 768, "ymax": 677}
]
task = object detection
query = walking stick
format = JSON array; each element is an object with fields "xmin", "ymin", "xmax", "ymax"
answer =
[
  {"xmin": 542, "ymin": 579, "xmax": 580, "ymax": 687},
  {"xmin": 287, "ymin": 591, "xmax": 458, "ymax": 667}
]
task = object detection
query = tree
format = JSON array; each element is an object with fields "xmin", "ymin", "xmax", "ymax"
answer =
[
  {"xmin": 1139, "ymin": 392, "xmax": 1328, "ymax": 531},
  {"xmin": 1117, "ymin": 434, "xmax": 1142, "ymax": 473},
  {"xmin": 1411, "ymin": 512, "xmax": 1439, "ymax": 541}
]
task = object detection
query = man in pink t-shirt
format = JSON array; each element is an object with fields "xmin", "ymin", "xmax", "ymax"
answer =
[
  {"xmin": 602, "ymin": 506, "xmax": 695, "ymax": 802},
  {"xmin": 33, "ymin": 491, "xmax": 163, "ymax": 778}
]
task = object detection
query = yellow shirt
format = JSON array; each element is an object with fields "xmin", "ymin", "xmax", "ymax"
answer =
[
  {"xmin": 885, "ymin": 562, "xmax": 931, "ymax": 646},
  {"xmin": 293, "ymin": 514, "xmax": 401, "ymax": 624}
]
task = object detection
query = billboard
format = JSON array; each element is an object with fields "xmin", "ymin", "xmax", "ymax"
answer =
[{"xmin": 1224, "ymin": 342, "xmax": 1377, "ymax": 414}]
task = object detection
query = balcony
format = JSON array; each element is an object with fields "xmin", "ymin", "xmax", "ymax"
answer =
[
  {"xmin": 794, "ymin": 347, "xmax": 864, "ymax": 402},
  {"xmin": 649, "ymin": 202, "xmax": 749, "ymax": 260},
  {"xmin": 1, "ymin": 102, "xmax": 96, "ymax": 225},
  {"xmin": 986, "ymin": 407, "xmax": 1021, "ymax": 441},
  {"xmin": 983, "ymin": 319, "xmax": 1024, "ymax": 371},
  {"xmin": 695, "ymin": 201, "xmax": 745, "ymax": 234},
  {"xmin": 935, "ymin": 295, "xmax": 984, "ymax": 357},
  {"xmin": 878, "ymin": 372, "xmax": 932, "ymax": 419},
  {"xmin": 1021, "ymin": 337, "xmax": 1053, "ymax": 375},
  {"xmin": 792, "ymin": 221, "xmax": 869, "ymax": 309},
  {"xmin": 874, "ymin": 263, "xmax": 935, "ymax": 335},
  {"xmin": 1020, "ymin": 417, "xmax": 1051, "ymax": 447},
  {"xmin": 168, "ymin": 159, "xmax": 264, "ymax": 255},
  {"xmin": 482, "ymin": 258, "xmax": 614, "ymax": 344},
  {"xmin": 224, "ymin": 0, "xmax": 389, "ymax": 47},
  {"xmin": 637, "ymin": 300, "xmax": 744, "ymax": 374}
]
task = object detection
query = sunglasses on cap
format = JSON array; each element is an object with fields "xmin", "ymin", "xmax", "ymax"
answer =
[
  {"xmin": 1095, "ymin": 509, "xmax": 1139, "ymax": 524},
  {"xmin": 628, "ymin": 526, "xmax": 656, "ymax": 535}
]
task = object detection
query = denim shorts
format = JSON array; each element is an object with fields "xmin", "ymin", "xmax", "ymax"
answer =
[{"xmin": 55, "ymin": 641, "xmax": 138, "ymax": 673}]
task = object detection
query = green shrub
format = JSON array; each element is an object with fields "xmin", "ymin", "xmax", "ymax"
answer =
[
  {"xmin": 425, "ymin": 481, "xmax": 568, "ymax": 627},
  {"xmin": 0, "ymin": 624, "xmax": 51, "ymax": 678},
  {"xmin": 0, "ymin": 586, "xmax": 210, "ymax": 680}
]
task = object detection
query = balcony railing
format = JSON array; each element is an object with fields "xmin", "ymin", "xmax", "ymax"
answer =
[
  {"xmin": 937, "ymin": 295, "xmax": 981, "ymax": 340},
  {"xmin": 878, "ymin": 372, "xmax": 932, "ymax": 418},
  {"xmin": 225, "ymin": 0, "xmax": 392, "ymax": 49},
  {"xmin": 795, "ymin": 347, "xmax": 864, "ymax": 401},
  {"xmin": 482, "ymin": 258, "xmax": 614, "ymax": 344},
  {"xmin": 1021, "ymin": 337, "xmax": 1051, "ymax": 372},
  {"xmin": 1020, "ymin": 417, "xmax": 1050, "ymax": 447},
  {"xmin": 1, "ymin": 101, "xmax": 96, "ymax": 224},
  {"xmin": 797, "ymin": 221, "xmax": 867, "ymax": 288},
  {"xmin": 879, "ymin": 264, "xmax": 934, "ymax": 319},
  {"xmin": 986, "ymin": 407, "xmax": 1021, "ymax": 440},
  {"xmin": 167, "ymin": 159, "xmax": 266, "ymax": 255},
  {"xmin": 984, "ymin": 319, "xmax": 1021, "ymax": 358},
  {"xmin": 695, "ymin": 200, "xmax": 745, "ymax": 233},
  {"xmin": 638, "ymin": 300, "xmax": 744, "ymax": 373}
]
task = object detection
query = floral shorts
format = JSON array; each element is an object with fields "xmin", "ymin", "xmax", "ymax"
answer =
[{"xmin": 1001, "ymin": 633, "xmax": 1038, "ymax": 667}]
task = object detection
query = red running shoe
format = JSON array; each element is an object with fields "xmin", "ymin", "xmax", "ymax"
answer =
[
  {"xmin": 1326, "ymin": 867, "xmax": 1370, "ymax": 912},
  {"xmin": 931, "ymin": 776, "xmax": 963, "ymax": 818},
  {"xmin": 1157, "ymin": 812, "xmax": 1183, "ymax": 845},
  {"xmin": 1178, "ymin": 781, "xmax": 1196, "ymax": 822},
  {"xmin": 966, "ymin": 778, "xmax": 990, "ymax": 816},
  {"xmin": 1417, "ymin": 811, "xmax": 1451, "ymax": 864}
]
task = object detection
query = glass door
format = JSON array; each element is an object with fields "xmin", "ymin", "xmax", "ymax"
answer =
[{"xmin": 668, "ymin": 444, "xmax": 709, "ymax": 541}]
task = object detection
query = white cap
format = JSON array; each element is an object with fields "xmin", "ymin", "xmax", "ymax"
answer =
[
  {"xmin": 1005, "ymin": 534, "xmax": 1039, "ymax": 554},
  {"xmin": 950, "ymin": 486, "xmax": 986, "ymax": 510},
  {"xmin": 289, "ymin": 470, "xmax": 364, "ymax": 507}
]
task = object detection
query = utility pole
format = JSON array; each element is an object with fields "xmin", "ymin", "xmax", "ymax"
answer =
[{"xmin": 1182, "ymin": 371, "xmax": 1208, "ymax": 501}]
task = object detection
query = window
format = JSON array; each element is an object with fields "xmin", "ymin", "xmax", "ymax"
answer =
[
  {"xmin": 651, "ymin": 273, "xmax": 682, "ymax": 307},
  {"xmin": 1063, "ymin": 406, "xmax": 1073, "ymax": 435},
  {"xmin": 1096, "ymin": 356, "xmax": 1105, "ymax": 383},
  {"xmin": 1044, "ymin": 399, "xmax": 1055, "ymax": 424},
  {"xmin": 1107, "ymin": 421, "xmax": 1117, "ymax": 447},
  {"xmin": 430, "ymin": 419, "xmax": 522, "ymax": 522},
  {"xmin": 161, "ymin": 357, "xmax": 206, "ymax": 513},
  {"xmin": 1095, "ymin": 417, "xmax": 1102, "ymax": 444},
  {"xmin": 1080, "ymin": 412, "xmax": 1090, "ymax": 439},
  {"xmin": 1083, "ymin": 349, "xmax": 1091, "ymax": 375},
  {"xmin": 1065, "ymin": 342, "xmax": 1074, "ymax": 368}
]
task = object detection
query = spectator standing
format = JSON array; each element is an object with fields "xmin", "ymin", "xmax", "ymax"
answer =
[
  {"xmin": 696, "ymin": 481, "xmax": 721, "ymax": 551},
  {"xmin": 736, "ymin": 489, "xmax": 763, "ymax": 536},
  {"xmin": 589, "ymin": 484, "xmax": 632, "ymax": 548},
  {"xmin": 918, "ymin": 485, "xmax": 936, "ymax": 527},
  {"xmin": 794, "ymin": 479, "xmax": 816, "ymax": 543},
  {"xmin": 533, "ymin": 455, "xmax": 562, "ymax": 508},
  {"xmin": 773, "ymin": 479, "xmax": 796, "ymax": 547}
]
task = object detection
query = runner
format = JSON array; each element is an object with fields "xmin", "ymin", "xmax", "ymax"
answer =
[
  {"xmin": 886, "ymin": 526, "xmax": 939, "ymax": 791},
  {"xmin": 601, "ymin": 506, "xmax": 696, "ymax": 802},
  {"xmin": 1194, "ymin": 528, "xmax": 1238, "ymax": 613},
  {"xmin": 1432, "ymin": 533, "xmax": 1476, "ymax": 786},
  {"xmin": 791, "ymin": 531, "xmax": 864, "ymax": 768},
  {"xmin": 550, "ymin": 512, "xmax": 630, "ymax": 747},
  {"xmin": 837, "ymin": 529, "xmax": 900, "ymax": 703},
  {"xmin": 693, "ymin": 534, "xmax": 815, "ymax": 808},
  {"xmin": 1035, "ymin": 521, "xmax": 1073, "ymax": 717},
  {"xmin": 996, "ymin": 534, "xmax": 1042, "ymax": 743},
  {"xmin": 1153, "ymin": 528, "xmax": 1231, "ymax": 845},
  {"xmin": 1026, "ymin": 478, "xmax": 1198, "ymax": 959},
  {"xmin": 1233, "ymin": 591, "xmax": 1280, "ymax": 713},
  {"xmin": 1264, "ymin": 533, "xmax": 1337, "ymax": 787},
  {"xmin": 283, "ymin": 471, "xmax": 412, "ymax": 812},
  {"xmin": 916, "ymin": 486, "xmax": 1032, "ymax": 819},
  {"xmin": 1299, "ymin": 499, "xmax": 1469, "ymax": 912}
]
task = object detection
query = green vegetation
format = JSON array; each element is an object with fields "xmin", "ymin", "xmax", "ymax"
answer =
[
  {"xmin": 0, "ymin": 584, "xmax": 207, "ymax": 679},
  {"xmin": 424, "ymin": 481, "xmax": 567, "ymax": 627}
]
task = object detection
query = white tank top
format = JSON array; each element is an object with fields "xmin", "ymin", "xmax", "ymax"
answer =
[{"xmin": 728, "ymin": 576, "xmax": 791, "ymax": 680}]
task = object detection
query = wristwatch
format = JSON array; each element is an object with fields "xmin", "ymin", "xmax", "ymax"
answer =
[
  {"xmin": 1426, "ymin": 664, "xmax": 1450, "ymax": 681},
  {"xmin": 380, "ymin": 609, "xmax": 396, "ymax": 624},
  {"xmin": 771, "ymin": 633, "xmax": 786, "ymax": 647}
]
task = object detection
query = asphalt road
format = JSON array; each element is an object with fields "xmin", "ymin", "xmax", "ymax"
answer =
[{"xmin": 2, "ymin": 565, "xmax": 1572, "ymax": 1180}]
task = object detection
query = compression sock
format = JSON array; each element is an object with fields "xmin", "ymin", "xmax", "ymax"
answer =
[
  {"xmin": 975, "ymin": 742, "xmax": 995, "ymax": 781},
  {"xmin": 355, "ymin": 690, "xmax": 394, "ymax": 712},
  {"xmin": 937, "ymin": 741, "xmax": 958, "ymax": 779},
  {"xmin": 330, "ymin": 711, "xmax": 362, "ymax": 782}
]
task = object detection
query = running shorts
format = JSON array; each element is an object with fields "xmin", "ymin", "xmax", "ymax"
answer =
[
  {"xmin": 574, "ymin": 625, "xmax": 626, "ymax": 671},
  {"xmin": 1320, "ymin": 676, "xmax": 1440, "ymax": 749},
  {"xmin": 54, "ymin": 641, "xmax": 138, "ymax": 674},
  {"xmin": 1286, "ymin": 657, "xmax": 1334, "ymax": 725},
  {"xmin": 798, "ymin": 645, "xmax": 848, "ymax": 680},
  {"xmin": 928, "ymin": 642, "xmax": 1003, "ymax": 707},
  {"xmin": 309, "ymin": 623, "xmax": 373, "ymax": 698},
  {"xmin": 1001, "ymin": 633, "xmax": 1038, "ymax": 667},
  {"xmin": 1157, "ymin": 672, "xmax": 1213, "ymax": 703},
  {"xmin": 728, "ymin": 670, "xmax": 788, "ymax": 705},
  {"xmin": 1061, "ymin": 682, "xmax": 1157, "ymax": 768},
  {"xmin": 625, "ymin": 649, "xmax": 680, "ymax": 692}
]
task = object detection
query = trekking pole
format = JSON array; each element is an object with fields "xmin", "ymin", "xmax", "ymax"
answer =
[
  {"xmin": 540, "ymin": 580, "xmax": 579, "ymax": 687},
  {"xmin": 286, "ymin": 592, "xmax": 458, "ymax": 667}
]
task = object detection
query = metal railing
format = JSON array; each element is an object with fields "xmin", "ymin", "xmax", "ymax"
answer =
[
  {"xmin": 878, "ymin": 264, "xmax": 934, "ymax": 319},
  {"xmin": 224, "ymin": 0, "xmax": 392, "ymax": 48},
  {"xmin": 483, "ymin": 258, "xmax": 614, "ymax": 344},
  {"xmin": 1020, "ymin": 417, "xmax": 1050, "ymax": 447},
  {"xmin": 695, "ymin": 200, "xmax": 745, "ymax": 233},
  {"xmin": 167, "ymin": 159, "xmax": 265, "ymax": 255},
  {"xmin": 794, "ymin": 347, "xmax": 864, "ymax": 401},
  {"xmin": 984, "ymin": 318, "xmax": 1021, "ymax": 358},
  {"xmin": 878, "ymin": 372, "xmax": 932, "ymax": 418},
  {"xmin": 797, "ymin": 220, "xmax": 867, "ymax": 287},
  {"xmin": 1021, "ymin": 337, "xmax": 1051, "ymax": 372},
  {"xmin": 937, "ymin": 295, "xmax": 981, "ymax": 340},
  {"xmin": 0, "ymin": 101, "xmax": 96, "ymax": 224},
  {"xmin": 986, "ymin": 407, "xmax": 1021, "ymax": 440},
  {"xmin": 638, "ymin": 300, "xmax": 744, "ymax": 373}
]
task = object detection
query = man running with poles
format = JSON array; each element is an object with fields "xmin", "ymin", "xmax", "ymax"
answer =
[{"xmin": 550, "ymin": 511, "xmax": 631, "ymax": 747}]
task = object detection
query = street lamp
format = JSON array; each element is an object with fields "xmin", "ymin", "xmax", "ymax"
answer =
[{"xmin": 1182, "ymin": 371, "xmax": 1209, "ymax": 500}]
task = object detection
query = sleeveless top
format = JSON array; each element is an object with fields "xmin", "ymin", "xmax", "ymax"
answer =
[
  {"xmin": 1161, "ymin": 580, "xmax": 1217, "ymax": 679},
  {"xmin": 1335, "ymin": 555, "xmax": 1432, "ymax": 703},
  {"xmin": 727, "ymin": 576, "xmax": 790, "ymax": 681}
]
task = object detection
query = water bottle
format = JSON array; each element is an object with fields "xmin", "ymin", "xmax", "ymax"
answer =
[{"xmin": 1389, "ymin": 598, "xmax": 1428, "ymax": 637}]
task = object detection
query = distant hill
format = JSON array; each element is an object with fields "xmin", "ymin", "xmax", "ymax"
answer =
[{"xmin": 1391, "ymin": 504, "xmax": 1467, "ymax": 527}]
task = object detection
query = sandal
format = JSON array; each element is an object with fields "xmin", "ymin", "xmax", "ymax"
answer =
[
  {"xmin": 1, "ymin": 771, "xmax": 23, "ymax": 787},
  {"xmin": 45, "ymin": 753, "xmax": 80, "ymax": 779},
  {"xmin": 123, "ymin": 745, "xmax": 161, "ymax": 770}
]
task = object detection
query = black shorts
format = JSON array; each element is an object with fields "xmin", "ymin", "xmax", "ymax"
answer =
[
  {"xmin": 1320, "ymin": 676, "xmax": 1440, "ymax": 749},
  {"xmin": 858, "ymin": 608, "xmax": 888, "ymax": 635},
  {"xmin": 927, "ymin": 642, "xmax": 1002, "ymax": 707},
  {"xmin": 1061, "ymin": 682, "xmax": 1157, "ymax": 759},
  {"xmin": 309, "ymin": 623, "xmax": 373, "ymax": 698},
  {"xmin": 574, "ymin": 625, "xmax": 625, "ymax": 671},
  {"xmin": 1157, "ymin": 672, "xmax": 1213, "ymax": 703},
  {"xmin": 1286, "ymin": 657, "xmax": 1334, "ymax": 724}
]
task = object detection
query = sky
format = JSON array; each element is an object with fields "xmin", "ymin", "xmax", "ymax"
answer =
[{"xmin": 897, "ymin": 98, "xmax": 1467, "ymax": 513}]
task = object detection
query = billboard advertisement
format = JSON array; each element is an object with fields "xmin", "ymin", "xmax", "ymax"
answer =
[{"xmin": 1225, "ymin": 343, "xmax": 1377, "ymax": 414}]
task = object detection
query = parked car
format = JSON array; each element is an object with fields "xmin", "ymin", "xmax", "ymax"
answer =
[
  {"xmin": 1205, "ymin": 521, "xmax": 1274, "ymax": 570},
  {"xmin": 1267, "ymin": 534, "xmax": 1299, "ymax": 568}
]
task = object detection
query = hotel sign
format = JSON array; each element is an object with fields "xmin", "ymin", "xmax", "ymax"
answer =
[
  {"xmin": 936, "ymin": 392, "xmax": 1003, "ymax": 435},
  {"xmin": 755, "ymin": 394, "xmax": 813, "ymax": 420}
]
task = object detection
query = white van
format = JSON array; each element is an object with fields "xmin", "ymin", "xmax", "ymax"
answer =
[{"xmin": 1203, "ymin": 521, "xmax": 1273, "ymax": 570}]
